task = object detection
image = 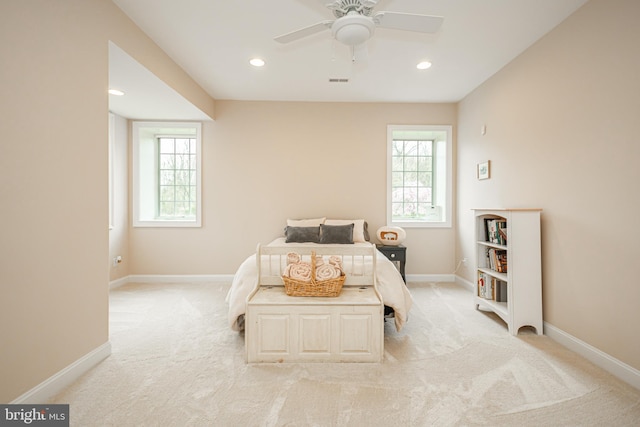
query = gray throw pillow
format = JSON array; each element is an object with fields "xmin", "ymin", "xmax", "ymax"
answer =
[
  {"xmin": 285, "ymin": 226, "xmax": 320, "ymax": 243},
  {"xmin": 319, "ymin": 224, "xmax": 354, "ymax": 244}
]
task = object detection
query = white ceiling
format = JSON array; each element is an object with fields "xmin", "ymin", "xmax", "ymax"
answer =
[
  {"xmin": 109, "ymin": 0, "xmax": 588, "ymax": 119},
  {"xmin": 108, "ymin": 42, "xmax": 211, "ymax": 121}
]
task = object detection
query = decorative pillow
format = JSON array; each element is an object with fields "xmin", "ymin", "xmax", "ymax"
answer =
[
  {"xmin": 285, "ymin": 226, "xmax": 320, "ymax": 243},
  {"xmin": 319, "ymin": 224, "xmax": 354, "ymax": 244},
  {"xmin": 324, "ymin": 219, "xmax": 368, "ymax": 242},
  {"xmin": 287, "ymin": 217, "xmax": 326, "ymax": 227}
]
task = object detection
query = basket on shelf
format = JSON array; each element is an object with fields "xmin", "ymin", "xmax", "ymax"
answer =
[{"xmin": 282, "ymin": 251, "xmax": 345, "ymax": 297}]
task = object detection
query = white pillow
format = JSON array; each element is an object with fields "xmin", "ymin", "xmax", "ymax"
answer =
[
  {"xmin": 325, "ymin": 219, "xmax": 366, "ymax": 242},
  {"xmin": 287, "ymin": 217, "xmax": 326, "ymax": 227}
]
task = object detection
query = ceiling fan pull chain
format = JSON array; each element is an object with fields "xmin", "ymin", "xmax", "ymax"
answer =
[{"xmin": 331, "ymin": 39, "xmax": 337, "ymax": 62}]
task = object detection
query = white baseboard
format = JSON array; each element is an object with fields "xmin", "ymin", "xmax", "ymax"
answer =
[
  {"xmin": 110, "ymin": 274, "xmax": 234, "ymax": 288},
  {"xmin": 109, "ymin": 275, "xmax": 129, "ymax": 290},
  {"xmin": 455, "ymin": 274, "xmax": 475, "ymax": 291},
  {"xmin": 406, "ymin": 273, "xmax": 455, "ymax": 283},
  {"xmin": 129, "ymin": 274, "xmax": 234, "ymax": 283},
  {"xmin": 113, "ymin": 274, "xmax": 455, "ymax": 287},
  {"xmin": 118, "ymin": 274, "xmax": 461, "ymax": 288},
  {"xmin": 544, "ymin": 322, "xmax": 640, "ymax": 390},
  {"xmin": 11, "ymin": 342, "xmax": 111, "ymax": 404},
  {"xmin": 454, "ymin": 274, "xmax": 640, "ymax": 391}
]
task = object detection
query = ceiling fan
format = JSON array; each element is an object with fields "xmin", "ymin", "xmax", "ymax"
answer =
[{"xmin": 274, "ymin": 0, "xmax": 443, "ymax": 58}]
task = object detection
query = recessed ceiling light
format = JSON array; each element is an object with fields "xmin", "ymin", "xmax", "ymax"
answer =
[
  {"xmin": 249, "ymin": 58, "xmax": 265, "ymax": 67},
  {"xmin": 416, "ymin": 61, "xmax": 432, "ymax": 70},
  {"xmin": 108, "ymin": 89, "xmax": 125, "ymax": 96}
]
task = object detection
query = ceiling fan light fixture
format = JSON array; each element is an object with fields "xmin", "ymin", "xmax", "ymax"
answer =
[
  {"xmin": 331, "ymin": 14, "xmax": 375, "ymax": 46},
  {"xmin": 417, "ymin": 61, "xmax": 432, "ymax": 70}
]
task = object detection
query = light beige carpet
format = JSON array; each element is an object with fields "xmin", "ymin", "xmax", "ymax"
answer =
[{"xmin": 50, "ymin": 282, "xmax": 640, "ymax": 426}]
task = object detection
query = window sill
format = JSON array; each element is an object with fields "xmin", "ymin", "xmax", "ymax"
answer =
[
  {"xmin": 391, "ymin": 221, "xmax": 452, "ymax": 229},
  {"xmin": 133, "ymin": 219, "xmax": 201, "ymax": 228}
]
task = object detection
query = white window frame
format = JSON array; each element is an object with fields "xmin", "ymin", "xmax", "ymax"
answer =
[
  {"xmin": 132, "ymin": 121, "xmax": 202, "ymax": 227},
  {"xmin": 386, "ymin": 124, "xmax": 452, "ymax": 228},
  {"xmin": 108, "ymin": 113, "xmax": 115, "ymax": 230}
]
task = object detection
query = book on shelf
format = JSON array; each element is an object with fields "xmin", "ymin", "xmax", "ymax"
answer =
[
  {"xmin": 494, "ymin": 279, "xmax": 508, "ymax": 302},
  {"xmin": 478, "ymin": 274, "xmax": 507, "ymax": 302},
  {"xmin": 477, "ymin": 272, "xmax": 494, "ymax": 299},
  {"xmin": 495, "ymin": 249, "xmax": 507, "ymax": 273},
  {"xmin": 486, "ymin": 248, "xmax": 508, "ymax": 273},
  {"xmin": 483, "ymin": 218, "xmax": 492, "ymax": 242},
  {"xmin": 498, "ymin": 226, "xmax": 508, "ymax": 245},
  {"xmin": 485, "ymin": 218, "xmax": 507, "ymax": 245},
  {"xmin": 486, "ymin": 249, "xmax": 493, "ymax": 270}
]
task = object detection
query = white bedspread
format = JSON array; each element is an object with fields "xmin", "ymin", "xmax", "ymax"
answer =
[{"xmin": 226, "ymin": 238, "xmax": 413, "ymax": 332}]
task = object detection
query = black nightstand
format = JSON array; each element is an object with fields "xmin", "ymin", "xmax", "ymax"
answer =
[{"xmin": 376, "ymin": 244, "xmax": 406, "ymax": 283}]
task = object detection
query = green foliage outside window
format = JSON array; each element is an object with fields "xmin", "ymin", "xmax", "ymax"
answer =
[
  {"xmin": 158, "ymin": 137, "xmax": 197, "ymax": 218},
  {"xmin": 391, "ymin": 139, "xmax": 433, "ymax": 221}
]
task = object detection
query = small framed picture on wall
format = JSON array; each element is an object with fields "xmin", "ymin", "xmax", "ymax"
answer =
[{"xmin": 477, "ymin": 161, "xmax": 490, "ymax": 180}]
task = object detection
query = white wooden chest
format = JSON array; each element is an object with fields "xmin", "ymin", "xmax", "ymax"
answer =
[{"xmin": 245, "ymin": 243, "xmax": 383, "ymax": 363}]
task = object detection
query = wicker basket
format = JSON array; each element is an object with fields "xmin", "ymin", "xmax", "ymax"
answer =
[{"xmin": 282, "ymin": 251, "xmax": 345, "ymax": 297}]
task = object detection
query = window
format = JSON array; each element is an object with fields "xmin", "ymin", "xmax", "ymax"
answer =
[
  {"xmin": 387, "ymin": 125, "xmax": 452, "ymax": 228},
  {"xmin": 158, "ymin": 136, "xmax": 197, "ymax": 218},
  {"xmin": 133, "ymin": 122, "xmax": 202, "ymax": 227}
]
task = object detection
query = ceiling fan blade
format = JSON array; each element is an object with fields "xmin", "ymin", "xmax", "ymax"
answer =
[
  {"xmin": 321, "ymin": 0, "xmax": 341, "ymax": 9},
  {"xmin": 374, "ymin": 11, "xmax": 443, "ymax": 33},
  {"xmin": 274, "ymin": 20, "xmax": 333, "ymax": 44}
]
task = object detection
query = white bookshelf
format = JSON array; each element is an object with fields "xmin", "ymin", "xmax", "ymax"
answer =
[{"xmin": 473, "ymin": 208, "xmax": 543, "ymax": 335}]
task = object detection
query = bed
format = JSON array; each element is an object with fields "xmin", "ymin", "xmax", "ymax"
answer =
[{"xmin": 226, "ymin": 231, "xmax": 413, "ymax": 335}]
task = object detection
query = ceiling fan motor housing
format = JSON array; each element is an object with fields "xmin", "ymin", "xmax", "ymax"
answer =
[
  {"xmin": 331, "ymin": 0, "xmax": 375, "ymax": 18},
  {"xmin": 331, "ymin": 13, "xmax": 375, "ymax": 46}
]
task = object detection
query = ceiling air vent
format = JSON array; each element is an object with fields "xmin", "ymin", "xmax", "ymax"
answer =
[{"xmin": 329, "ymin": 78, "xmax": 349, "ymax": 83}]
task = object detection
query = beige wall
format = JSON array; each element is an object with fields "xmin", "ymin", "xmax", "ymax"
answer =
[
  {"xmin": 456, "ymin": 0, "xmax": 640, "ymax": 371},
  {"xmin": 129, "ymin": 100, "xmax": 457, "ymax": 276},
  {"xmin": 0, "ymin": 0, "xmax": 213, "ymax": 402},
  {"xmin": 109, "ymin": 113, "xmax": 130, "ymax": 281}
]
